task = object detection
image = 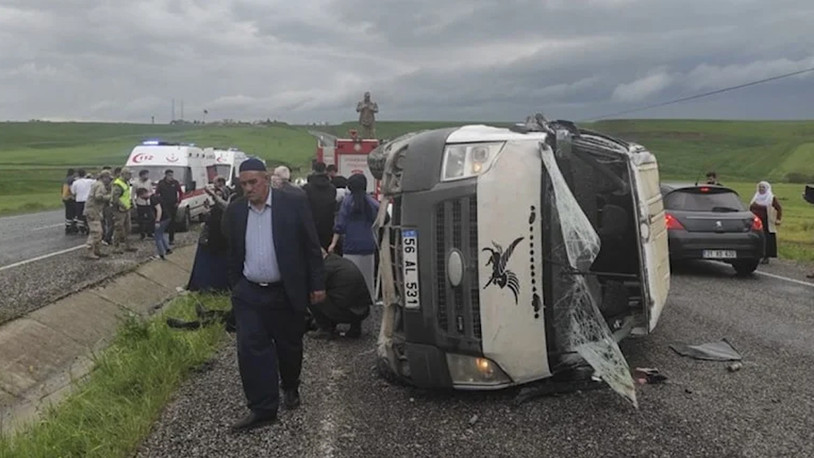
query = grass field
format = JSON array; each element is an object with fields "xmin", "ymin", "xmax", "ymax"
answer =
[
  {"xmin": 0, "ymin": 293, "xmax": 229, "ymax": 458},
  {"xmin": 2, "ymin": 119, "xmax": 813, "ymax": 260},
  {"xmin": 723, "ymin": 181, "xmax": 814, "ymax": 262},
  {"xmin": 0, "ymin": 122, "xmax": 317, "ymax": 216}
]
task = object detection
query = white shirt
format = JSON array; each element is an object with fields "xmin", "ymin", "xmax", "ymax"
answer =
[
  {"xmin": 336, "ymin": 188, "xmax": 348, "ymax": 203},
  {"xmin": 71, "ymin": 178, "xmax": 95, "ymax": 202}
]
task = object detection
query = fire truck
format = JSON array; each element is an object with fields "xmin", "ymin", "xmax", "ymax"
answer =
[{"xmin": 316, "ymin": 129, "xmax": 380, "ymax": 194}]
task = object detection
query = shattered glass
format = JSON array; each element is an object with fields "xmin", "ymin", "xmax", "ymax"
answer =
[{"xmin": 540, "ymin": 143, "xmax": 638, "ymax": 407}]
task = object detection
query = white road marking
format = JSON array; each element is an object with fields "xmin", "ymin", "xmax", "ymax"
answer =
[
  {"xmin": 31, "ymin": 223, "xmax": 64, "ymax": 231},
  {"xmin": 0, "ymin": 245, "xmax": 85, "ymax": 272},
  {"xmin": 755, "ymin": 270, "xmax": 814, "ymax": 288},
  {"xmin": 0, "ymin": 210, "xmax": 60, "ymax": 222}
]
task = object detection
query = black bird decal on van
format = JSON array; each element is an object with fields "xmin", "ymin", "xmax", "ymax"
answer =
[{"xmin": 482, "ymin": 237, "xmax": 524, "ymax": 304}]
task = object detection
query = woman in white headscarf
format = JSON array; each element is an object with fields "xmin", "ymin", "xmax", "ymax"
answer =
[{"xmin": 749, "ymin": 181, "xmax": 782, "ymax": 264}]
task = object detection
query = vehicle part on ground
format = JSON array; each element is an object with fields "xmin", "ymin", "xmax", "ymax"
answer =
[{"xmin": 669, "ymin": 339, "xmax": 742, "ymax": 361}]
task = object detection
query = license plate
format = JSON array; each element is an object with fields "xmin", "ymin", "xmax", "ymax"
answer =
[
  {"xmin": 402, "ymin": 229, "xmax": 420, "ymax": 309},
  {"xmin": 703, "ymin": 250, "xmax": 737, "ymax": 259}
]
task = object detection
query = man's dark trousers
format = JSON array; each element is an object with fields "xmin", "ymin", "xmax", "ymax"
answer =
[
  {"xmin": 232, "ymin": 279, "xmax": 305, "ymax": 416},
  {"xmin": 136, "ymin": 204, "xmax": 154, "ymax": 237},
  {"xmin": 165, "ymin": 204, "xmax": 178, "ymax": 243}
]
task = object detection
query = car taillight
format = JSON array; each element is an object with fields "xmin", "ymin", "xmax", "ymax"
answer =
[
  {"xmin": 751, "ymin": 215, "xmax": 763, "ymax": 231},
  {"xmin": 665, "ymin": 213, "xmax": 685, "ymax": 231}
]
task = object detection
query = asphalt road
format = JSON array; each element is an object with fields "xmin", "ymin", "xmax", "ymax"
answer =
[
  {"xmin": 0, "ymin": 210, "xmax": 83, "ymax": 269},
  {"xmin": 0, "ymin": 210, "xmax": 199, "ymax": 324},
  {"xmin": 308, "ymin": 130, "xmax": 338, "ymax": 147},
  {"xmin": 138, "ymin": 260, "xmax": 814, "ymax": 458}
]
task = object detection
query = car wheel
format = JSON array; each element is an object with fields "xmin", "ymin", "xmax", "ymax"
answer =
[
  {"xmin": 178, "ymin": 208, "xmax": 191, "ymax": 232},
  {"xmin": 733, "ymin": 259, "xmax": 760, "ymax": 276}
]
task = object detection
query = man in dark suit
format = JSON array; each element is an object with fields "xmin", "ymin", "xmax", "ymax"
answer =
[{"xmin": 222, "ymin": 158, "xmax": 326, "ymax": 432}]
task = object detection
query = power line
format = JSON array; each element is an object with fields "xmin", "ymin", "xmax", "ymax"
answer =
[{"xmin": 585, "ymin": 65, "xmax": 814, "ymax": 121}]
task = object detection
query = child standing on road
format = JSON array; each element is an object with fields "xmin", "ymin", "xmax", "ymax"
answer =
[{"xmin": 137, "ymin": 188, "xmax": 172, "ymax": 260}]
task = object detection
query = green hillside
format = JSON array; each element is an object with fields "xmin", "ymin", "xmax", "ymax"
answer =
[
  {"xmin": 2, "ymin": 119, "xmax": 814, "ymax": 262},
  {"xmin": 3, "ymin": 119, "xmax": 814, "ymax": 215},
  {"xmin": 590, "ymin": 119, "xmax": 814, "ymax": 183},
  {"xmin": 0, "ymin": 121, "xmax": 315, "ymax": 168},
  {"xmin": 318, "ymin": 119, "xmax": 814, "ymax": 183}
]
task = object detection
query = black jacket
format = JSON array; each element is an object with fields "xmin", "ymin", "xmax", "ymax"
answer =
[
  {"xmin": 324, "ymin": 253, "xmax": 372, "ymax": 318},
  {"xmin": 221, "ymin": 190, "xmax": 325, "ymax": 311},
  {"xmin": 302, "ymin": 174, "xmax": 337, "ymax": 250},
  {"xmin": 156, "ymin": 178, "xmax": 182, "ymax": 205}
]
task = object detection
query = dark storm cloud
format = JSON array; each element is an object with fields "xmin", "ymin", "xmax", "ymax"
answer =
[{"xmin": 1, "ymin": 0, "xmax": 813, "ymax": 123}]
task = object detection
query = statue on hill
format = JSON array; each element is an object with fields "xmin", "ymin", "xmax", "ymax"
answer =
[{"xmin": 356, "ymin": 91, "xmax": 378, "ymax": 139}]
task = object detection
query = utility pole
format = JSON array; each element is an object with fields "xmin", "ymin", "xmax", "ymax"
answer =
[
  {"xmin": 151, "ymin": 115, "xmax": 155, "ymax": 124},
  {"xmin": 171, "ymin": 99, "xmax": 175, "ymax": 122},
  {"xmin": 180, "ymin": 100, "xmax": 184, "ymax": 121}
]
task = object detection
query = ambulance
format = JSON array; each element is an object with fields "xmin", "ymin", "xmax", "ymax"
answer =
[
  {"xmin": 125, "ymin": 141, "xmax": 217, "ymax": 231},
  {"xmin": 204, "ymin": 147, "xmax": 249, "ymax": 188},
  {"xmin": 369, "ymin": 115, "xmax": 670, "ymax": 407}
]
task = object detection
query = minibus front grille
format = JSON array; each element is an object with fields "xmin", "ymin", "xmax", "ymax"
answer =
[{"xmin": 434, "ymin": 195, "xmax": 481, "ymax": 339}]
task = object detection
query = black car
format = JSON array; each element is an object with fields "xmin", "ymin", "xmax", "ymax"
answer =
[{"xmin": 661, "ymin": 183, "xmax": 765, "ymax": 275}]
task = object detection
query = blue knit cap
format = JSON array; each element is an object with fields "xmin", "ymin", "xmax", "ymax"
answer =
[{"xmin": 239, "ymin": 158, "xmax": 266, "ymax": 172}]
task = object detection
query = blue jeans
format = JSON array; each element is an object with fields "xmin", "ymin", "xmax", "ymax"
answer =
[{"xmin": 155, "ymin": 220, "xmax": 170, "ymax": 256}]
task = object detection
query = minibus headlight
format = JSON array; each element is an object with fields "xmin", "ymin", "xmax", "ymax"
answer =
[
  {"xmin": 441, "ymin": 142, "xmax": 505, "ymax": 182},
  {"xmin": 446, "ymin": 354, "xmax": 511, "ymax": 387}
]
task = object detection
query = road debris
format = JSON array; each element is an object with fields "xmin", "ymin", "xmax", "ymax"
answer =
[
  {"xmin": 469, "ymin": 415, "xmax": 479, "ymax": 426},
  {"xmin": 669, "ymin": 338, "xmax": 742, "ymax": 361},
  {"xmin": 727, "ymin": 362, "xmax": 743, "ymax": 372},
  {"xmin": 633, "ymin": 367, "xmax": 668, "ymax": 385}
]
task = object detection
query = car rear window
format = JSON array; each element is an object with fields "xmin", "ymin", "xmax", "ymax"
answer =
[{"xmin": 664, "ymin": 189, "xmax": 745, "ymax": 212}]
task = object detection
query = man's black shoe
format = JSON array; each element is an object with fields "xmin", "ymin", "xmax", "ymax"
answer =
[
  {"xmin": 311, "ymin": 328, "xmax": 335, "ymax": 340},
  {"xmin": 282, "ymin": 390, "xmax": 301, "ymax": 410},
  {"xmin": 230, "ymin": 412, "xmax": 277, "ymax": 432},
  {"xmin": 345, "ymin": 322, "xmax": 362, "ymax": 338}
]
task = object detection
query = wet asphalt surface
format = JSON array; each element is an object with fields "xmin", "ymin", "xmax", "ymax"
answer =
[
  {"xmin": 0, "ymin": 210, "xmax": 198, "ymax": 324},
  {"xmin": 138, "ymin": 259, "xmax": 814, "ymax": 458},
  {"xmin": 0, "ymin": 210, "xmax": 81, "ymax": 268}
]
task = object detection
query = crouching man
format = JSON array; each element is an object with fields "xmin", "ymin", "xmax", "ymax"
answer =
[{"xmin": 309, "ymin": 249, "xmax": 372, "ymax": 339}]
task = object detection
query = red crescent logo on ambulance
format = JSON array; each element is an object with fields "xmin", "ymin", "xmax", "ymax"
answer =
[
  {"xmin": 132, "ymin": 153, "xmax": 153, "ymax": 163},
  {"xmin": 217, "ymin": 156, "xmax": 225, "ymax": 163},
  {"xmin": 167, "ymin": 154, "xmax": 179, "ymax": 163}
]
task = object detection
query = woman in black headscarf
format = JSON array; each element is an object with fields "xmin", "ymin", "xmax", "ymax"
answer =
[
  {"xmin": 186, "ymin": 177, "xmax": 231, "ymax": 292},
  {"xmin": 328, "ymin": 173, "xmax": 379, "ymax": 300}
]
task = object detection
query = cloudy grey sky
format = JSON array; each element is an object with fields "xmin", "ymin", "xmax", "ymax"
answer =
[{"xmin": 2, "ymin": 0, "xmax": 813, "ymax": 123}]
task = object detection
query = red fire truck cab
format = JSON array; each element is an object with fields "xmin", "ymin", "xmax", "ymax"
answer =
[{"xmin": 316, "ymin": 129, "xmax": 380, "ymax": 195}]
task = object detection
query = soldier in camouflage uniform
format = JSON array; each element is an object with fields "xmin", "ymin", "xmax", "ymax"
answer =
[
  {"xmin": 111, "ymin": 167, "xmax": 137, "ymax": 253},
  {"xmin": 84, "ymin": 171, "xmax": 113, "ymax": 259}
]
